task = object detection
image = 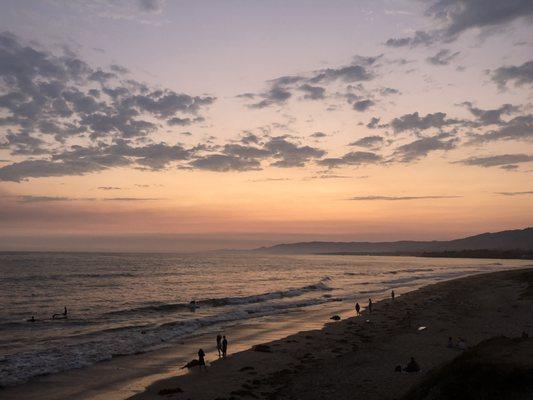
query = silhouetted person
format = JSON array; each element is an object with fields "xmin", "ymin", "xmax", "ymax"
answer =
[
  {"xmin": 391, "ymin": 290, "xmax": 395, "ymax": 301},
  {"xmin": 198, "ymin": 348, "xmax": 206, "ymax": 370},
  {"xmin": 222, "ymin": 335, "xmax": 228, "ymax": 358},
  {"xmin": 368, "ymin": 298, "xmax": 373, "ymax": 313},
  {"xmin": 52, "ymin": 306, "xmax": 68, "ymax": 320},
  {"xmin": 355, "ymin": 302, "xmax": 361, "ymax": 315},
  {"xmin": 216, "ymin": 333, "xmax": 222, "ymax": 357},
  {"xmin": 64, "ymin": 306, "xmax": 68, "ymax": 316},
  {"xmin": 404, "ymin": 357, "xmax": 420, "ymax": 372},
  {"xmin": 447, "ymin": 336, "xmax": 453, "ymax": 348},
  {"xmin": 27, "ymin": 316, "xmax": 35, "ymax": 322}
]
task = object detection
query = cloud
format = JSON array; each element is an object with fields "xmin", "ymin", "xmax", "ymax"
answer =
[
  {"xmin": 310, "ymin": 132, "xmax": 327, "ymax": 138},
  {"xmin": 496, "ymin": 191, "xmax": 533, "ymax": 196},
  {"xmin": 189, "ymin": 154, "xmax": 262, "ymax": 172},
  {"xmin": 393, "ymin": 134, "xmax": 457, "ymax": 162},
  {"xmin": 317, "ymin": 151, "xmax": 382, "ymax": 169},
  {"xmin": 468, "ymin": 115, "xmax": 533, "ymax": 142},
  {"xmin": 18, "ymin": 195, "xmax": 73, "ymax": 203},
  {"xmin": 167, "ymin": 116, "xmax": 205, "ymax": 126},
  {"xmin": 348, "ymin": 195, "xmax": 461, "ymax": 201},
  {"xmin": 462, "ymin": 102, "xmax": 519, "ymax": 125},
  {"xmin": 385, "ymin": 0, "xmax": 533, "ymax": 47},
  {"xmin": 352, "ymin": 99, "xmax": 375, "ymax": 112},
  {"xmin": 137, "ymin": 0, "xmax": 165, "ymax": 13},
  {"xmin": 298, "ymin": 84, "xmax": 326, "ymax": 100},
  {"xmin": 455, "ymin": 154, "xmax": 533, "ymax": 167},
  {"xmin": 249, "ymin": 86, "xmax": 292, "ymax": 109},
  {"xmin": 426, "ymin": 49, "xmax": 460, "ymax": 66},
  {"xmin": 491, "ymin": 60, "xmax": 533, "ymax": 89},
  {"xmin": 0, "ymin": 31, "xmax": 214, "ymax": 147},
  {"xmin": 98, "ymin": 186, "xmax": 121, "ymax": 190},
  {"xmin": 390, "ymin": 112, "xmax": 460, "ymax": 133},
  {"xmin": 349, "ymin": 135, "xmax": 384, "ymax": 149}
]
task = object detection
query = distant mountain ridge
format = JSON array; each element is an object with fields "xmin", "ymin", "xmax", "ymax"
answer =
[{"xmin": 255, "ymin": 228, "xmax": 533, "ymax": 255}]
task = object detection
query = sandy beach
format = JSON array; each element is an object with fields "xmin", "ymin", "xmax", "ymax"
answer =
[{"xmin": 130, "ymin": 267, "xmax": 533, "ymax": 400}]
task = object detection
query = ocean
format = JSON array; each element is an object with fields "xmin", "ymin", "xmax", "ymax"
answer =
[{"xmin": 0, "ymin": 251, "xmax": 530, "ymax": 387}]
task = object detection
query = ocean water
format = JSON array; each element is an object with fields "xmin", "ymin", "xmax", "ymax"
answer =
[{"xmin": 0, "ymin": 252, "xmax": 530, "ymax": 387}]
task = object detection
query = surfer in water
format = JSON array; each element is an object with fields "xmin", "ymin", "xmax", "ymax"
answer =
[
  {"xmin": 27, "ymin": 316, "xmax": 36, "ymax": 322},
  {"xmin": 52, "ymin": 306, "xmax": 68, "ymax": 320}
]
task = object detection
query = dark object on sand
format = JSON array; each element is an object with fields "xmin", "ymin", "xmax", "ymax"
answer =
[
  {"xmin": 253, "ymin": 344, "xmax": 272, "ymax": 353},
  {"xmin": 355, "ymin": 302, "xmax": 361, "ymax": 315},
  {"xmin": 158, "ymin": 387, "xmax": 183, "ymax": 395},
  {"xmin": 181, "ymin": 359, "xmax": 201, "ymax": 369},
  {"xmin": 330, "ymin": 315, "xmax": 341, "ymax": 321},
  {"xmin": 222, "ymin": 336, "xmax": 228, "ymax": 357},
  {"xmin": 404, "ymin": 357, "xmax": 420, "ymax": 373},
  {"xmin": 401, "ymin": 336, "xmax": 533, "ymax": 400},
  {"xmin": 198, "ymin": 348, "xmax": 206, "ymax": 370}
]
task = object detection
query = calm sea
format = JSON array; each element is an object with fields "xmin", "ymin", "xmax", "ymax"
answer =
[{"xmin": 0, "ymin": 252, "xmax": 530, "ymax": 386}]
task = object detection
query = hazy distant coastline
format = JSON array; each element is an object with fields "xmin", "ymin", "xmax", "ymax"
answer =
[{"xmin": 255, "ymin": 227, "xmax": 533, "ymax": 257}]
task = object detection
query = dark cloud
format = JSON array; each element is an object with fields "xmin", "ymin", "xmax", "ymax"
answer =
[
  {"xmin": 348, "ymin": 195, "xmax": 461, "ymax": 201},
  {"xmin": 349, "ymin": 135, "xmax": 384, "ymax": 149},
  {"xmin": 189, "ymin": 154, "xmax": 262, "ymax": 172},
  {"xmin": 393, "ymin": 134, "xmax": 457, "ymax": 162},
  {"xmin": 491, "ymin": 60, "xmax": 533, "ymax": 89},
  {"xmin": 98, "ymin": 186, "xmax": 121, "ymax": 190},
  {"xmin": 366, "ymin": 117, "xmax": 388, "ymax": 129},
  {"xmin": 496, "ymin": 190, "xmax": 533, "ymax": 196},
  {"xmin": 249, "ymin": 86, "xmax": 292, "ymax": 109},
  {"xmin": 462, "ymin": 102, "xmax": 519, "ymax": 125},
  {"xmin": 309, "ymin": 65, "xmax": 374, "ymax": 84},
  {"xmin": 0, "ymin": 159, "xmax": 109, "ymax": 182},
  {"xmin": 167, "ymin": 116, "xmax": 205, "ymax": 126},
  {"xmin": 137, "ymin": 0, "xmax": 165, "ymax": 13},
  {"xmin": 385, "ymin": 1, "xmax": 533, "ymax": 47},
  {"xmin": 426, "ymin": 49, "xmax": 460, "ymax": 66},
  {"xmin": 468, "ymin": 115, "xmax": 533, "ymax": 142},
  {"xmin": 265, "ymin": 136, "xmax": 326, "ymax": 168},
  {"xmin": 455, "ymin": 154, "xmax": 533, "ymax": 167},
  {"xmin": 298, "ymin": 84, "xmax": 326, "ymax": 100},
  {"xmin": 0, "ymin": 31, "xmax": 214, "ymax": 149},
  {"xmin": 317, "ymin": 151, "xmax": 382, "ymax": 169},
  {"xmin": 390, "ymin": 112, "xmax": 460, "ymax": 133},
  {"xmin": 385, "ymin": 31, "xmax": 436, "ymax": 48},
  {"xmin": 380, "ymin": 87, "xmax": 400, "ymax": 96},
  {"xmin": 352, "ymin": 99, "xmax": 375, "ymax": 112},
  {"xmin": 310, "ymin": 132, "xmax": 327, "ymax": 138},
  {"xmin": 18, "ymin": 195, "xmax": 72, "ymax": 203}
]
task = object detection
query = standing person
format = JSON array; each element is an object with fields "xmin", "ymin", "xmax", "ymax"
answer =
[
  {"xmin": 63, "ymin": 306, "xmax": 68, "ymax": 317},
  {"xmin": 391, "ymin": 290, "xmax": 395, "ymax": 301},
  {"xmin": 222, "ymin": 335, "xmax": 228, "ymax": 358},
  {"xmin": 368, "ymin": 298, "xmax": 373, "ymax": 313},
  {"xmin": 216, "ymin": 333, "xmax": 222, "ymax": 357},
  {"xmin": 355, "ymin": 302, "xmax": 361, "ymax": 316},
  {"xmin": 197, "ymin": 348, "xmax": 206, "ymax": 371}
]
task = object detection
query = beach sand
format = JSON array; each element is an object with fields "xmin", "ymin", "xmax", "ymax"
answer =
[{"xmin": 130, "ymin": 268, "xmax": 533, "ymax": 400}]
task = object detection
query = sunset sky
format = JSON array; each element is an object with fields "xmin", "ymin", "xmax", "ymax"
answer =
[{"xmin": 0, "ymin": 0, "xmax": 532, "ymax": 251}]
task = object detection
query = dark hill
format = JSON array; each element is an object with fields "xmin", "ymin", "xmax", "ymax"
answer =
[{"xmin": 255, "ymin": 227, "xmax": 533, "ymax": 255}]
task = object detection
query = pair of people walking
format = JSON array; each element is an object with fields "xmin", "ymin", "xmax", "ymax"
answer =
[
  {"xmin": 216, "ymin": 333, "xmax": 228, "ymax": 358},
  {"xmin": 354, "ymin": 298, "xmax": 372, "ymax": 315}
]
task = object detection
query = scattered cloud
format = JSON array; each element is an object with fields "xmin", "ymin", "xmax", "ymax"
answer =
[
  {"xmin": 349, "ymin": 135, "xmax": 384, "ymax": 149},
  {"xmin": 348, "ymin": 195, "xmax": 461, "ymax": 201},
  {"xmin": 317, "ymin": 151, "xmax": 382, "ymax": 169},
  {"xmin": 455, "ymin": 154, "xmax": 533, "ymax": 167},
  {"xmin": 496, "ymin": 190, "xmax": 533, "ymax": 196},
  {"xmin": 426, "ymin": 49, "xmax": 460, "ymax": 66},
  {"xmin": 393, "ymin": 134, "xmax": 457, "ymax": 162},
  {"xmin": 491, "ymin": 60, "xmax": 533, "ymax": 89}
]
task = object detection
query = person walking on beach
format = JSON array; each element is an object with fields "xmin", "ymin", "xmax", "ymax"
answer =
[
  {"xmin": 216, "ymin": 333, "xmax": 222, "ymax": 357},
  {"xmin": 197, "ymin": 348, "xmax": 206, "ymax": 371},
  {"xmin": 368, "ymin": 298, "xmax": 373, "ymax": 313},
  {"xmin": 391, "ymin": 290, "xmax": 395, "ymax": 301},
  {"xmin": 355, "ymin": 302, "xmax": 361, "ymax": 315},
  {"xmin": 222, "ymin": 335, "xmax": 228, "ymax": 358}
]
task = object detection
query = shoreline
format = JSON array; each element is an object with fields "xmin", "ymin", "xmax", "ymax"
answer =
[{"xmin": 130, "ymin": 267, "xmax": 533, "ymax": 400}]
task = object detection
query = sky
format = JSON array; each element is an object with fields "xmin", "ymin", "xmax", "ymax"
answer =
[{"xmin": 0, "ymin": 0, "xmax": 532, "ymax": 251}]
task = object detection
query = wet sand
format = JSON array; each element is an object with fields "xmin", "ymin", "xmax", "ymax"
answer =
[{"xmin": 130, "ymin": 268, "xmax": 533, "ymax": 400}]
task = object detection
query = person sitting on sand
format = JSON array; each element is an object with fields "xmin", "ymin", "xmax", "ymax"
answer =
[
  {"xmin": 457, "ymin": 337, "xmax": 467, "ymax": 350},
  {"xmin": 222, "ymin": 335, "xmax": 228, "ymax": 358},
  {"xmin": 368, "ymin": 298, "xmax": 373, "ymax": 313},
  {"xmin": 216, "ymin": 333, "xmax": 222, "ymax": 357},
  {"xmin": 198, "ymin": 348, "xmax": 206, "ymax": 370},
  {"xmin": 355, "ymin": 302, "xmax": 361, "ymax": 315},
  {"xmin": 404, "ymin": 357, "xmax": 420, "ymax": 373},
  {"xmin": 447, "ymin": 337, "xmax": 453, "ymax": 348}
]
